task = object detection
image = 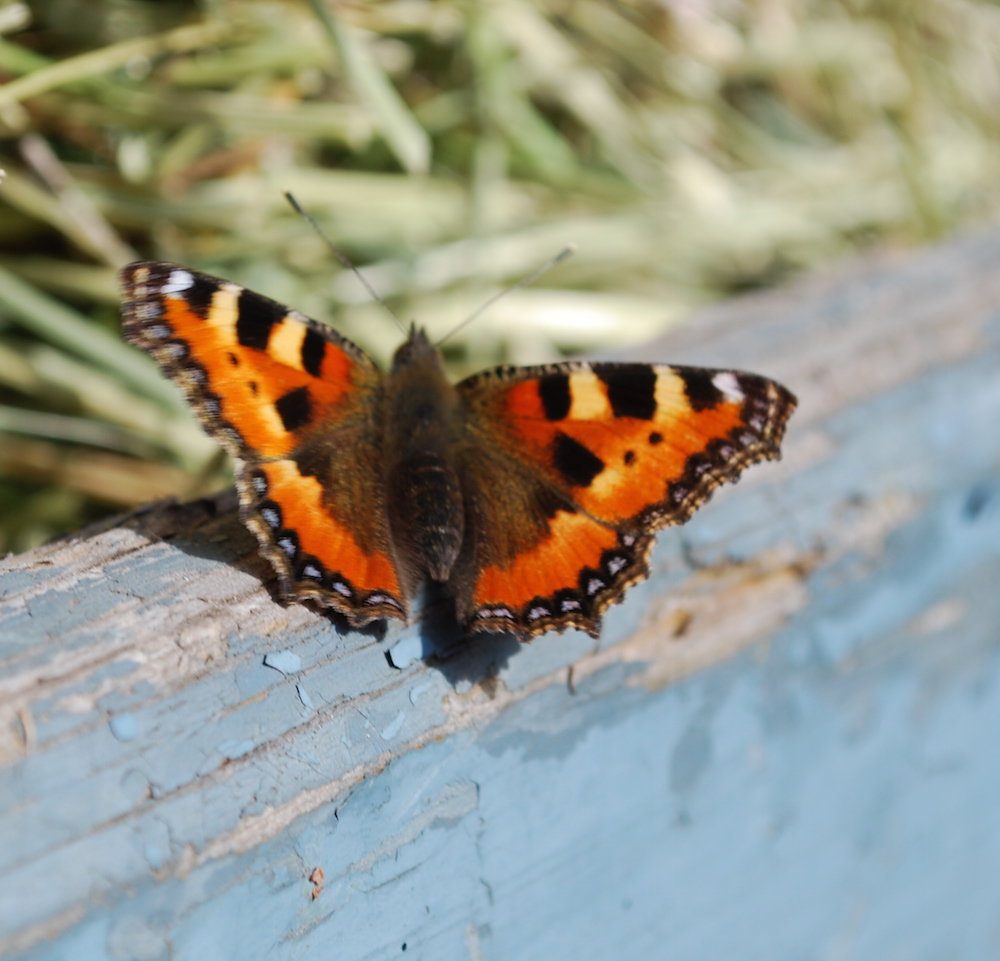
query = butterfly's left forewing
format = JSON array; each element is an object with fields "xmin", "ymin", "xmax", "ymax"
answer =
[
  {"xmin": 455, "ymin": 362, "xmax": 796, "ymax": 637},
  {"xmin": 121, "ymin": 262, "xmax": 406, "ymax": 625}
]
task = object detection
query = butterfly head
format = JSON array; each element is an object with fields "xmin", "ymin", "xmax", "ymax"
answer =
[{"xmin": 391, "ymin": 323, "xmax": 441, "ymax": 373}]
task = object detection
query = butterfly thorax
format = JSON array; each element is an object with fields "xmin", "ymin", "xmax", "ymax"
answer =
[{"xmin": 383, "ymin": 327, "xmax": 465, "ymax": 587}]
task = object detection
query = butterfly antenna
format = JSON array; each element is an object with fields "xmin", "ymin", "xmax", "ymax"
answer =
[
  {"xmin": 435, "ymin": 243, "xmax": 577, "ymax": 348},
  {"xmin": 284, "ymin": 190, "xmax": 406, "ymax": 335}
]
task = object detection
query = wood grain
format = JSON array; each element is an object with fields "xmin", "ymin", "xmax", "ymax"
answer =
[{"xmin": 2, "ymin": 229, "xmax": 999, "ymax": 960}]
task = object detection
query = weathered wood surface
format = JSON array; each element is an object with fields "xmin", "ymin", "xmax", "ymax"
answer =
[{"xmin": 2, "ymin": 229, "xmax": 999, "ymax": 960}]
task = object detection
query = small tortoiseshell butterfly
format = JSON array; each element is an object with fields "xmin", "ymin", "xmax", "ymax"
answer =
[{"xmin": 121, "ymin": 262, "xmax": 796, "ymax": 639}]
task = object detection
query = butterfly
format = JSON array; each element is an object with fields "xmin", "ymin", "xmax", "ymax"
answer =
[{"xmin": 121, "ymin": 261, "xmax": 796, "ymax": 640}]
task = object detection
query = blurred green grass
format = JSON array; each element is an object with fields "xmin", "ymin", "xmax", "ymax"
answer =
[{"xmin": 0, "ymin": 0, "xmax": 997, "ymax": 552}]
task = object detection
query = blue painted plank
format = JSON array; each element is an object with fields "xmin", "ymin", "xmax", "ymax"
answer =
[{"xmin": 1, "ymin": 230, "xmax": 998, "ymax": 960}]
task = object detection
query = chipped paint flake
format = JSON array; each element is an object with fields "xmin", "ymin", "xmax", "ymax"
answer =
[
  {"xmin": 380, "ymin": 711, "xmax": 406, "ymax": 741},
  {"xmin": 263, "ymin": 650, "xmax": 301, "ymax": 675},
  {"xmin": 108, "ymin": 713, "xmax": 139, "ymax": 742},
  {"xmin": 387, "ymin": 634, "xmax": 423, "ymax": 670},
  {"xmin": 296, "ymin": 683, "xmax": 314, "ymax": 710}
]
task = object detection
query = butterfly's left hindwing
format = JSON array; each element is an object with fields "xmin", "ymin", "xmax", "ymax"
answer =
[
  {"xmin": 454, "ymin": 362, "xmax": 796, "ymax": 637},
  {"xmin": 121, "ymin": 261, "xmax": 406, "ymax": 626}
]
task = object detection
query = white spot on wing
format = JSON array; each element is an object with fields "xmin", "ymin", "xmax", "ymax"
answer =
[
  {"xmin": 712, "ymin": 372, "xmax": 744, "ymax": 402},
  {"xmin": 162, "ymin": 269, "xmax": 195, "ymax": 294}
]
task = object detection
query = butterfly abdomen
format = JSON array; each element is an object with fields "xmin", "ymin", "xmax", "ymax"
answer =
[
  {"xmin": 385, "ymin": 334, "xmax": 468, "ymax": 584},
  {"xmin": 388, "ymin": 452, "xmax": 465, "ymax": 582}
]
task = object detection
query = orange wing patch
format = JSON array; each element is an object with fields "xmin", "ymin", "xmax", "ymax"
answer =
[
  {"xmin": 497, "ymin": 363, "xmax": 795, "ymax": 529},
  {"xmin": 475, "ymin": 510, "xmax": 617, "ymax": 603},
  {"xmin": 121, "ymin": 262, "xmax": 376, "ymax": 461},
  {"xmin": 458, "ymin": 361, "xmax": 796, "ymax": 637},
  {"xmin": 468, "ymin": 508, "xmax": 651, "ymax": 638},
  {"xmin": 241, "ymin": 459, "xmax": 405, "ymax": 625}
]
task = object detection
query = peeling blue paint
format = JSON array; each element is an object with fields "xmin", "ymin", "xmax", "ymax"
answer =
[
  {"xmin": 380, "ymin": 710, "xmax": 406, "ymax": 741},
  {"xmin": 408, "ymin": 680, "xmax": 433, "ymax": 705},
  {"xmin": 143, "ymin": 843, "xmax": 168, "ymax": 872},
  {"xmin": 387, "ymin": 634, "xmax": 423, "ymax": 670},
  {"xmin": 296, "ymin": 684, "xmax": 314, "ymax": 711},
  {"xmin": 108, "ymin": 713, "xmax": 139, "ymax": 742},
  {"xmin": 263, "ymin": 650, "xmax": 301, "ymax": 675}
]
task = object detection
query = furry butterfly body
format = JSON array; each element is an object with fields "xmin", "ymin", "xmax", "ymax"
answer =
[{"xmin": 121, "ymin": 261, "xmax": 796, "ymax": 639}]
